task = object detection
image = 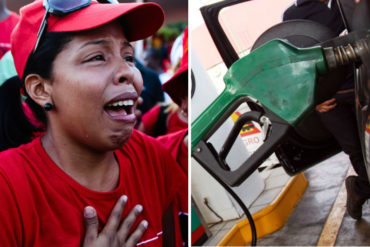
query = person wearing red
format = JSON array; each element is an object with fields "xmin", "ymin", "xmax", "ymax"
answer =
[
  {"xmin": 0, "ymin": 0, "xmax": 19, "ymax": 59},
  {"xmin": 0, "ymin": 1, "xmax": 186, "ymax": 246},
  {"xmin": 157, "ymin": 27, "xmax": 189, "ymax": 247},
  {"xmin": 159, "ymin": 26, "xmax": 188, "ymax": 171},
  {"xmin": 0, "ymin": 130, "xmax": 184, "ymax": 246},
  {"xmin": 138, "ymin": 29, "xmax": 188, "ymax": 138},
  {"xmin": 139, "ymin": 102, "xmax": 188, "ymax": 137}
]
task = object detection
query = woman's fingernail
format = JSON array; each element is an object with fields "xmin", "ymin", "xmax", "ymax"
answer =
[
  {"xmin": 135, "ymin": 204, "xmax": 143, "ymax": 213},
  {"xmin": 84, "ymin": 206, "xmax": 96, "ymax": 218},
  {"xmin": 142, "ymin": 220, "xmax": 148, "ymax": 229},
  {"xmin": 121, "ymin": 195, "xmax": 128, "ymax": 203}
]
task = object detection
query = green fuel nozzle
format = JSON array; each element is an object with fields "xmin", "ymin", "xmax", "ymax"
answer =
[{"xmin": 192, "ymin": 39, "xmax": 327, "ymax": 149}]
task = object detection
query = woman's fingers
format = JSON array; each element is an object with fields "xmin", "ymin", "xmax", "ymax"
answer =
[
  {"xmin": 117, "ymin": 204, "xmax": 144, "ymax": 242},
  {"xmin": 125, "ymin": 220, "xmax": 149, "ymax": 247},
  {"xmin": 325, "ymin": 103, "xmax": 337, "ymax": 111},
  {"xmin": 83, "ymin": 206, "xmax": 99, "ymax": 245},
  {"xmin": 325, "ymin": 98, "xmax": 336, "ymax": 104},
  {"xmin": 316, "ymin": 98, "xmax": 337, "ymax": 112},
  {"xmin": 322, "ymin": 103, "xmax": 337, "ymax": 112},
  {"xmin": 102, "ymin": 195, "xmax": 128, "ymax": 235},
  {"xmin": 82, "ymin": 197, "xmax": 147, "ymax": 247}
]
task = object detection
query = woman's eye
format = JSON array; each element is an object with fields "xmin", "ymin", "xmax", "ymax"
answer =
[
  {"xmin": 86, "ymin": 54, "xmax": 105, "ymax": 62},
  {"xmin": 124, "ymin": 55, "xmax": 135, "ymax": 63}
]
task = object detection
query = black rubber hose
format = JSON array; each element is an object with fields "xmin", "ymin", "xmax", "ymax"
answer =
[
  {"xmin": 220, "ymin": 181, "xmax": 257, "ymax": 246},
  {"xmin": 202, "ymin": 171, "xmax": 257, "ymax": 246}
]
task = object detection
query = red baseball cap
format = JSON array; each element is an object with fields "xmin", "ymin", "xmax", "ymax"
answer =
[
  {"xmin": 11, "ymin": 0, "xmax": 164, "ymax": 80},
  {"xmin": 162, "ymin": 27, "xmax": 188, "ymax": 105}
]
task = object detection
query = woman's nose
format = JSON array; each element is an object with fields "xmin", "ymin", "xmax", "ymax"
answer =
[
  {"xmin": 113, "ymin": 61, "xmax": 134, "ymax": 85},
  {"xmin": 117, "ymin": 76, "xmax": 127, "ymax": 84}
]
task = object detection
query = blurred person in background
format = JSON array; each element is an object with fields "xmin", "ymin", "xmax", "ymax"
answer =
[
  {"xmin": 0, "ymin": 0, "xmax": 19, "ymax": 93},
  {"xmin": 138, "ymin": 28, "xmax": 187, "ymax": 137},
  {"xmin": 144, "ymin": 48, "xmax": 171, "ymax": 84},
  {"xmin": 137, "ymin": 100, "xmax": 187, "ymax": 137},
  {"xmin": 143, "ymin": 47, "xmax": 172, "ymax": 102},
  {"xmin": 135, "ymin": 59, "xmax": 164, "ymax": 115},
  {"xmin": 283, "ymin": 0, "xmax": 370, "ymax": 220},
  {"xmin": 157, "ymin": 26, "xmax": 188, "ymax": 247},
  {"xmin": 0, "ymin": 0, "xmax": 19, "ymax": 59}
]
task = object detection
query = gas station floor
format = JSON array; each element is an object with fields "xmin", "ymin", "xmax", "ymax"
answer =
[{"xmin": 197, "ymin": 152, "xmax": 370, "ymax": 246}]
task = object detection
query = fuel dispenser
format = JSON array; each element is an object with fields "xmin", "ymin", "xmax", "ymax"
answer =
[{"xmin": 191, "ymin": 0, "xmax": 370, "ymax": 245}]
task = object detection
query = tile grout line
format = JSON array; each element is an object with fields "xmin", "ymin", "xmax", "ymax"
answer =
[{"xmin": 317, "ymin": 165, "xmax": 355, "ymax": 246}]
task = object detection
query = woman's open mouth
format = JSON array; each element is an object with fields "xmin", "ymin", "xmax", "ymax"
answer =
[{"xmin": 104, "ymin": 98, "xmax": 136, "ymax": 122}]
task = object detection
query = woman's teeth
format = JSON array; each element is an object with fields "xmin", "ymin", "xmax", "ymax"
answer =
[
  {"xmin": 107, "ymin": 99, "xmax": 134, "ymax": 108},
  {"xmin": 104, "ymin": 99, "xmax": 136, "ymax": 122}
]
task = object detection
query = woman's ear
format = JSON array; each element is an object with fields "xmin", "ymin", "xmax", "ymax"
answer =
[{"xmin": 24, "ymin": 74, "xmax": 53, "ymax": 107}]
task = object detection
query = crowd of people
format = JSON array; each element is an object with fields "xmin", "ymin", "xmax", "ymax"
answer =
[{"xmin": 0, "ymin": 0, "xmax": 188, "ymax": 246}]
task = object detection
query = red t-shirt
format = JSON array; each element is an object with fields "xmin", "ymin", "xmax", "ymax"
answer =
[
  {"xmin": 0, "ymin": 130, "xmax": 186, "ymax": 246},
  {"xmin": 157, "ymin": 129, "xmax": 188, "ymax": 175},
  {"xmin": 141, "ymin": 104, "xmax": 187, "ymax": 136},
  {"xmin": 0, "ymin": 12, "xmax": 19, "ymax": 59}
]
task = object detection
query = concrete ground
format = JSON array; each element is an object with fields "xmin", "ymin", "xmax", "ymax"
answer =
[{"xmin": 198, "ymin": 152, "xmax": 370, "ymax": 246}]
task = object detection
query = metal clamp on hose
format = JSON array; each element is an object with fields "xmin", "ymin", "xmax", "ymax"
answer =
[{"xmin": 323, "ymin": 33, "xmax": 370, "ymax": 69}]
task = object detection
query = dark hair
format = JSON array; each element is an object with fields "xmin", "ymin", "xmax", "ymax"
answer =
[
  {"xmin": 0, "ymin": 32, "xmax": 72, "ymax": 151},
  {"xmin": 0, "ymin": 76, "xmax": 38, "ymax": 151}
]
